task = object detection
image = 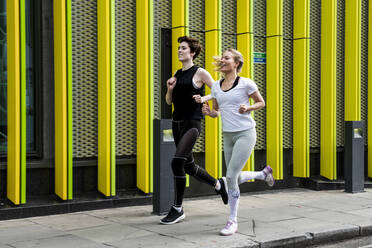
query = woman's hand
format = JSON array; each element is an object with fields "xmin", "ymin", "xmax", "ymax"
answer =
[
  {"xmin": 193, "ymin": 95, "xmax": 203, "ymax": 103},
  {"xmin": 202, "ymin": 102, "xmax": 211, "ymax": 115},
  {"xmin": 167, "ymin": 77, "xmax": 177, "ymax": 91},
  {"xmin": 238, "ymin": 104, "xmax": 250, "ymax": 114}
]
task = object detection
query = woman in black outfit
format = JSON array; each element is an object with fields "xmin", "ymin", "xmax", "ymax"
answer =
[{"xmin": 160, "ymin": 36, "xmax": 228, "ymax": 225}]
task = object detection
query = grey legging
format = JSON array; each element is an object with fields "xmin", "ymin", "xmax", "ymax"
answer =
[{"xmin": 223, "ymin": 128, "xmax": 256, "ymax": 192}]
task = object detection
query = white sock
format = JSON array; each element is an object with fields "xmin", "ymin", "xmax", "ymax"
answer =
[
  {"xmin": 228, "ymin": 190, "xmax": 239, "ymax": 223},
  {"xmin": 238, "ymin": 171, "xmax": 265, "ymax": 184},
  {"xmin": 215, "ymin": 180, "xmax": 221, "ymax": 190},
  {"xmin": 173, "ymin": 206, "xmax": 182, "ymax": 212}
]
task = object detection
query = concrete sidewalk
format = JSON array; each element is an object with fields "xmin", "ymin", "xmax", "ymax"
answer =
[{"xmin": 1, "ymin": 188, "xmax": 372, "ymax": 247}]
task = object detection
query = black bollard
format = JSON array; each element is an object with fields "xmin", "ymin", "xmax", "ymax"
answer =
[
  {"xmin": 153, "ymin": 119, "xmax": 176, "ymax": 215},
  {"xmin": 344, "ymin": 121, "xmax": 364, "ymax": 193}
]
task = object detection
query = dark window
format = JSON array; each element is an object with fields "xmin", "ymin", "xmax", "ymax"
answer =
[{"xmin": 0, "ymin": 0, "xmax": 39, "ymax": 156}]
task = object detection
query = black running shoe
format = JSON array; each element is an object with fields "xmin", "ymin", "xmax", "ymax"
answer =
[
  {"xmin": 160, "ymin": 206, "xmax": 185, "ymax": 225},
  {"xmin": 215, "ymin": 177, "xmax": 228, "ymax": 205}
]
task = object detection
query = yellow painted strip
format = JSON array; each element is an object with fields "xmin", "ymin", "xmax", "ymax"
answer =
[
  {"xmin": 293, "ymin": 0, "xmax": 310, "ymax": 178},
  {"xmin": 171, "ymin": 0, "xmax": 190, "ymax": 185},
  {"xmin": 266, "ymin": 0, "xmax": 282, "ymax": 37},
  {"xmin": 172, "ymin": 0, "xmax": 188, "ymax": 74},
  {"xmin": 266, "ymin": 37, "xmax": 283, "ymax": 180},
  {"xmin": 369, "ymin": 0, "xmax": 372, "ymax": 178},
  {"xmin": 293, "ymin": 39, "xmax": 310, "ymax": 177},
  {"xmin": 20, "ymin": 0, "xmax": 27, "ymax": 204},
  {"xmin": 172, "ymin": 0, "xmax": 187, "ymax": 28},
  {"xmin": 293, "ymin": 0, "xmax": 310, "ymax": 40},
  {"xmin": 137, "ymin": 0, "xmax": 151, "ymax": 193},
  {"xmin": 205, "ymin": 0, "xmax": 221, "ymax": 179},
  {"xmin": 110, "ymin": 0, "xmax": 116, "ymax": 196},
  {"xmin": 266, "ymin": 0, "xmax": 283, "ymax": 180},
  {"xmin": 345, "ymin": 0, "xmax": 361, "ymax": 121},
  {"xmin": 7, "ymin": 0, "xmax": 21, "ymax": 205},
  {"xmin": 320, "ymin": 0, "xmax": 337, "ymax": 180},
  {"xmin": 237, "ymin": 0, "xmax": 254, "ymax": 174},
  {"xmin": 98, "ymin": 0, "xmax": 111, "ymax": 196},
  {"xmin": 54, "ymin": 0, "xmax": 68, "ymax": 200}
]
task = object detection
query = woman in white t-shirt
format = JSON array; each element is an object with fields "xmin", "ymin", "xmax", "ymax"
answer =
[{"xmin": 202, "ymin": 49, "xmax": 275, "ymax": 236}]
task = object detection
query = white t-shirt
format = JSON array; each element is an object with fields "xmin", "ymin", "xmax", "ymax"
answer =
[{"xmin": 211, "ymin": 77, "xmax": 258, "ymax": 132}]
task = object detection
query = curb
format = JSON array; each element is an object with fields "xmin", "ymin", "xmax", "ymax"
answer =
[{"xmin": 237, "ymin": 225, "xmax": 372, "ymax": 248}]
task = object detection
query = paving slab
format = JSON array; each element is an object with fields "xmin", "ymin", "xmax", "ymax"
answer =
[
  {"xmin": 8, "ymin": 234, "xmax": 107, "ymax": 248},
  {"xmin": 29, "ymin": 212, "xmax": 114, "ymax": 231},
  {"xmin": 0, "ymin": 219, "xmax": 35, "ymax": 228},
  {"xmin": 294, "ymin": 209, "xmax": 372, "ymax": 227},
  {"xmin": 68, "ymin": 223, "xmax": 153, "ymax": 243},
  {"xmin": 0, "ymin": 224, "xmax": 64, "ymax": 244},
  {"xmin": 106, "ymin": 233, "xmax": 196, "ymax": 248},
  {"xmin": 177, "ymin": 228, "xmax": 258, "ymax": 248}
]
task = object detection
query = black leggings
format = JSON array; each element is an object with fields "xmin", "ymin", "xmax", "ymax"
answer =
[{"xmin": 171, "ymin": 120, "xmax": 217, "ymax": 207}]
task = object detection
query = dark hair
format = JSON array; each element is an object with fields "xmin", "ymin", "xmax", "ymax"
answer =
[{"xmin": 177, "ymin": 36, "xmax": 202, "ymax": 60}]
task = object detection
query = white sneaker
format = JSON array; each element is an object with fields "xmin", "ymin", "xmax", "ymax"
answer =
[
  {"xmin": 220, "ymin": 220, "xmax": 238, "ymax": 236},
  {"xmin": 263, "ymin": 165, "xmax": 275, "ymax": 187}
]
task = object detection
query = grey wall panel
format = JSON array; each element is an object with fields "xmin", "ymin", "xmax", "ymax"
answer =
[
  {"xmin": 309, "ymin": 0, "xmax": 321, "ymax": 148},
  {"xmin": 283, "ymin": 0, "xmax": 293, "ymax": 149},
  {"xmin": 336, "ymin": 0, "xmax": 345, "ymax": 147},
  {"xmin": 71, "ymin": 0, "xmax": 98, "ymax": 158},
  {"xmin": 253, "ymin": 0, "xmax": 266, "ymax": 150},
  {"xmin": 361, "ymin": 0, "xmax": 368, "ymax": 145},
  {"xmin": 115, "ymin": 0, "xmax": 137, "ymax": 156}
]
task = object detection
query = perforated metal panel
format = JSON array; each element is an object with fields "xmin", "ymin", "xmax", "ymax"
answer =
[
  {"xmin": 283, "ymin": 0, "xmax": 293, "ymax": 149},
  {"xmin": 115, "ymin": 0, "xmax": 137, "ymax": 156},
  {"xmin": 309, "ymin": 0, "xmax": 321, "ymax": 148},
  {"xmin": 221, "ymin": 0, "xmax": 236, "ymax": 52},
  {"xmin": 71, "ymin": 1, "xmax": 98, "ymax": 158},
  {"xmin": 361, "ymin": 0, "xmax": 368, "ymax": 145},
  {"xmin": 253, "ymin": 0, "xmax": 266, "ymax": 150},
  {"xmin": 189, "ymin": 0, "xmax": 205, "ymax": 152},
  {"xmin": 336, "ymin": 0, "xmax": 345, "ymax": 147},
  {"xmin": 154, "ymin": 0, "xmax": 171, "ymax": 120}
]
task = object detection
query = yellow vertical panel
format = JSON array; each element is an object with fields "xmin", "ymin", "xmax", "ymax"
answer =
[
  {"xmin": 369, "ymin": 0, "xmax": 372, "ymax": 178},
  {"xmin": 237, "ymin": 0, "xmax": 253, "ymax": 34},
  {"xmin": 54, "ymin": 0, "xmax": 68, "ymax": 200},
  {"xmin": 98, "ymin": 0, "xmax": 111, "ymax": 196},
  {"xmin": 7, "ymin": 0, "xmax": 21, "ymax": 205},
  {"xmin": 237, "ymin": 0, "xmax": 254, "ymax": 173},
  {"xmin": 205, "ymin": 0, "xmax": 218, "ymax": 31},
  {"xmin": 237, "ymin": 34, "xmax": 254, "ymax": 173},
  {"xmin": 137, "ymin": 0, "xmax": 152, "ymax": 193},
  {"xmin": 345, "ymin": 0, "xmax": 361, "ymax": 121},
  {"xmin": 266, "ymin": 37, "xmax": 283, "ymax": 180},
  {"xmin": 320, "ymin": 0, "xmax": 337, "ymax": 180},
  {"xmin": 293, "ymin": 0, "xmax": 310, "ymax": 39},
  {"xmin": 172, "ymin": 0, "xmax": 187, "ymax": 28},
  {"xmin": 266, "ymin": 0, "xmax": 282, "ymax": 37},
  {"xmin": 237, "ymin": 35, "xmax": 253, "ymax": 78},
  {"xmin": 204, "ymin": 0, "xmax": 221, "ymax": 179},
  {"xmin": 110, "ymin": 0, "xmax": 116, "ymax": 196},
  {"xmin": 171, "ymin": 0, "xmax": 190, "ymax": 184},
  {"xmin": 293, "ymin": 39, "xmax": 310, "ymax": 177},
  {"xmin": 266, "ymin": 0, "xmax": 283, "ymax": 179},
  {"xmin": 293, "ymin": 0, "xmax": 310, "ymax": 178},
  {"xmin": 172, "ymin": 0, "xmax": 188, "ymax": 75},
  {"xmin": 205, "ymin": 30, "xmax": 220, "ymax": 179}
]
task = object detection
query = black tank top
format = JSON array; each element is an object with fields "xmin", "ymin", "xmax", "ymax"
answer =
[{"xmin": 172, "ymin": 65, "xmax": 204, "ymax": 121}]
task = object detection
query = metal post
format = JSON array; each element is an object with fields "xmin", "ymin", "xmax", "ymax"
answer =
[
  {"xmin": 153, "ymin": 119, "xmax": 176, "ymax": 215},
  {"xmin": 344, "ymin": 121, "xmax": 365, "ymax": 193}
]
